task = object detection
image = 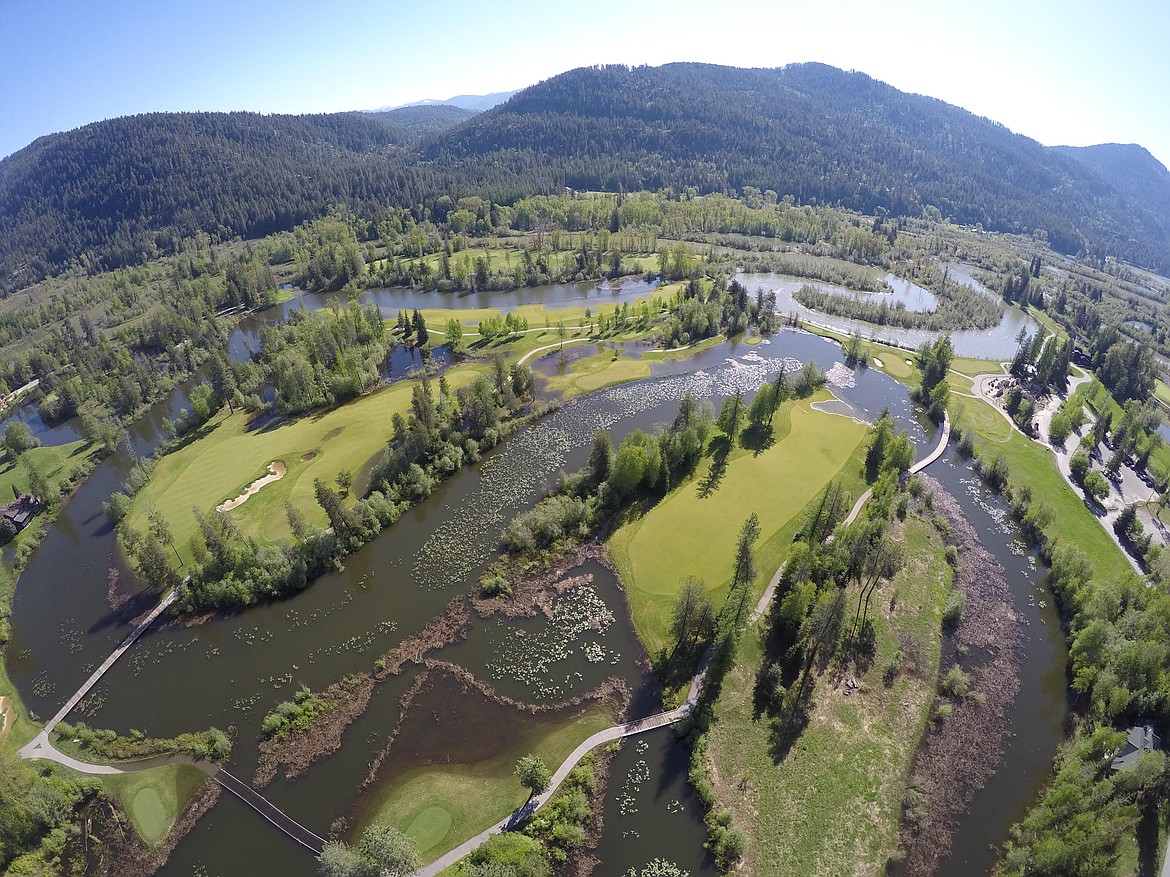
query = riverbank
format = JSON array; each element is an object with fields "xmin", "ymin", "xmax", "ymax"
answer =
[
  {"xmin": 705, "ymin": 507, "xmax": 951, "ymax": 876},
  {"xmin": 898, "ymin": 477, "xmax": 1022, "ymax": 875}
]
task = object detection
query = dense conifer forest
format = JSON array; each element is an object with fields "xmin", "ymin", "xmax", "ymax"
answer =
[{"xmin": 4, "ymin": 62, "xmax": 1170, "ymax": 293}]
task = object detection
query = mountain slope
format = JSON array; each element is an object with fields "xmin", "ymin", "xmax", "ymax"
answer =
[
  {"xmin": 3, "ymin": 62, "xmax": 1169, "ymax": 293},
  {"xmin": 429, "ymin": 63, "xmax": 1170, "ymax": 270},
  {"xmin": 367, "ymin": 104, "xmax": 478, "ymax": 136},
  {"xmin": 1054, "ymin": 143, "xmax": 1170, "ymax": 233},
  {"xmin": 0, "ymin": 111, "xmax": 425, "ymax": 289}
]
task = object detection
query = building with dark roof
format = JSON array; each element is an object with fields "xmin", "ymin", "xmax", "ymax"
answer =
[
  {"xmin": 0, "ymin": 493, "xmax": 41, "ymax": 531},
  {"xmin": 1111, "ymin": 725, "xmax": 1161, "ymax": 771}
]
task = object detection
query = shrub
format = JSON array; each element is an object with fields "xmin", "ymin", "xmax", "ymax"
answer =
[
  {"xmin": 940, "ymin": 665, "xmax": 972, "ymax": 698},
  {"xmin": 942, "ymin": 589, "xmax": 965, "ymax": 629}
]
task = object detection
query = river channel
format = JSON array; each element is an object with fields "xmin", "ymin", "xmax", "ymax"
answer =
[{"xmin": 4, "ymin": 278, "xmax": 1065, "ymax": 875}]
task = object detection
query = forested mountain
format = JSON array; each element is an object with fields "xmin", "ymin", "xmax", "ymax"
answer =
[
  {"xmin": 368, "ymin": 104, "xmax": 478, "ymax": 136},
  {"xmin": 1054, "ymin": 143, "xmax": 1170, "ymax": 234},
  {"xmin": 431, "ymin": 64, "xmax": 1170, "ymax": 271},
  {"xmin": 3, "ymin": 62, "xmax": 1170, "ymax": 293},
  {"xmin": 0, "ymin": 112, "xmax": 429, "ymax": 290}
]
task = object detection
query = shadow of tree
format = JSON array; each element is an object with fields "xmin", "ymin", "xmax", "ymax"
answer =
[
  {"xmin": 740, "ymin": 423, "xmax": 774, "ymax": 456},
  {"xmin": 697, "ymin": 435, "xmax": 730, "ymax": 498},
  {"xmin": 1137, "ymin": 799, "xmax": 1161, "ymax": 877},
  {"xmin": 768, "ymin": 683, "xmax": 813, "ymax": 762}
]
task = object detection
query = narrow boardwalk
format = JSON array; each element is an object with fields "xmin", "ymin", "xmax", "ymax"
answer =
[
  {"xmin": 20, "ymin": 587, "xmax": 179, "ymax": 767},
  {"xmin": 46, "ymin": 587, "xmax": 178, "ymax": 733},
  {"xmin": 840, "ymin": 410, "xmax": 951, "ymax": 532},
  {"xmin": 215, "ymin": 769, "xmax": 327, "ymax": 854},
  {"xmin": 416, "ymin": 664, "xmax": 708, "ymax": 877},
  {"xmin": 417, "ymin": 409, "xmax": 954, "ymax": 876}
]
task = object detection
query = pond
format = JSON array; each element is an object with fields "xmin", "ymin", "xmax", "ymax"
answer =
[{"xmin": 737, "ymin": 270, "xmax": 1039, "ymax": 360}]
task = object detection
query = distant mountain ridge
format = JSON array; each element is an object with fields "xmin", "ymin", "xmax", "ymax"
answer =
[
  {"xmin": 370, "ymin": 90, "xmax": 517, "ymax": 113},
  {"xmin": 2, "ymin": 62, "xmax": 1169, "ymax": 291},
  {"xmin": 430, "ymin": 63, "xmax": 1170, "ymax": 270}
]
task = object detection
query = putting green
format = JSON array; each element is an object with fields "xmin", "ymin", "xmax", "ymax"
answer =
[
  {"xmin": 404, "ymin": 805, "xmax": 454, "ymax": 853},
  {"xmin": 130, "ymin": 787, "xmax": 168, "ymax": 846}
]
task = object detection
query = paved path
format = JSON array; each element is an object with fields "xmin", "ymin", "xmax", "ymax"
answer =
[
  {"xmin": 515, "ymin": 337, "xmax": 597, "ymax": 366},
  {"xmin": 0, "ymin": 378, "xmax": 40, "ymax": 413},
  {"xmin": 416, "ymin": 660, "xmax": 708, "ymax": 877},
  {"xmin": 215, "ymin": 769, "xmax": 327, "ymax": 854}
]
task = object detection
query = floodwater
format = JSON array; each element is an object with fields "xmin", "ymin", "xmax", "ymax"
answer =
[
  {"xmin": 926, "ymin": 448, "xmax": 1070, "ymax": 875},
  {"xmin": 738, "ymin": 269, "xmax": 1039, "ymax": 359},
  {"xmin": 5, "ymin": 279, "xmax": 1060, "ymax": 876}
]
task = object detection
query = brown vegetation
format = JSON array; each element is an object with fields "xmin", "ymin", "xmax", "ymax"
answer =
[{"xmin": 898, "ymin": 477, "xmax": 1022, "ymax": 875}]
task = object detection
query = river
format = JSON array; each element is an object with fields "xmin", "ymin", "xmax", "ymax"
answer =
[{"xmin": 4, "ymin": 277, "xmax": 1065, "ymax": 876}]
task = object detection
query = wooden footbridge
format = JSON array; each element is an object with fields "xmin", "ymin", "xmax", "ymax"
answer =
[{"xmin": 214, "ymin": 770, "xmax": 327, "ymax": 854}]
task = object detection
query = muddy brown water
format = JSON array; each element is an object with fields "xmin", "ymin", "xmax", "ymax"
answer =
[{"xmin": 6, "ymin": 293, "xmax": 1062, "ymax": 876}]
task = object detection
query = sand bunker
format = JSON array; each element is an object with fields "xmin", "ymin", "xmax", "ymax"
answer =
[
  {"xmin": 872, "ymin": 356, "xmax": 884, "ymax": 368},
  {"xmin": 0, "ymin": 696, "xmax": 13, "ymax": 739},
  {"xmin": 216, "ymin": 461, "xmax": 286, "ymax": 512}
]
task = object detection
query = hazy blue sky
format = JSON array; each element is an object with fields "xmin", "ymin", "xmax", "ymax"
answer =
[{"xmin": 2, "ymin": 0, "xmax": 1168, "ymax": 168}]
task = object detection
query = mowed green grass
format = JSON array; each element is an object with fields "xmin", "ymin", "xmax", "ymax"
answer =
[
  {"xmin": 359, "ymin": 706, "xmax": 614, "ymax": 864},
  {"xmin": 101, "ymin": 763, "xmax": 210, "ymax": 847},
  {"xmin": 126, "ymin": 365, "xmax": 487, "ymax": 564},
  {"xmin": 609, "ymin": 398, "xmax": 869, "ymax": 655},
  {"xmin": 950, "ymin": 391, "xmax": 1129, "ymax": 581},
  {"xmin": 707, "ymin": 514, "xmax": 950, "ymax": 876},
  {"xmin": 1154, "ymin": 379, "xmax": 1170, "ymax": 410}
]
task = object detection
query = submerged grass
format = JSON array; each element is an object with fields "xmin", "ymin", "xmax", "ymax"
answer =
[{"xmin": 359, "ymin": 705, "xmax": 614, "ymax": 864}]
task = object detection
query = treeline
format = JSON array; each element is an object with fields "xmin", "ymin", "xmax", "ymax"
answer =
[
  {"xmin": 953, "ymin": 419, "xmax": 1170, "ymax": 873},
  {"xmin": 657, "ymin": 277, "xmax": 779, "ymax": 349},
  {"xmin": 793, "ymin": 265, "xmax": 1001, "ymax": 332},
  {"xmin": 51, "ymin": 721, "xmax": 231, "ymax": 762},
  {"xmin": 1089, "ymin": 325, "xmax": 1158, "ymax": 404},
  {"xmin": 0, "ymin": 747, "xmax": 99, "ymax": 875},
  {"xmin": 246, "ymin": 303, "xmax": 390, "ymax": 414},
  {"xmin": 158, "ymin": 366, "xmax": 538, "ymax": 612}
]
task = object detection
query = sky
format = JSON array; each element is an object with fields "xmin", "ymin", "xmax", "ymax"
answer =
[{"xmin": 2, "ymin": 0, "xmax": 1169, "ymax": 169}]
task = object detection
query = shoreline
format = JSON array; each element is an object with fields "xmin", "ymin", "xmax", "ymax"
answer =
[{"xmin": 898, "ymin": 476, "xmax": 1022, "ymax": 875}]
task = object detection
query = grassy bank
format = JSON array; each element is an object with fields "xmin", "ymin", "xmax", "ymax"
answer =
[
  {"xmin": 0, "ymin": 439, "xmax": 90, "ymax": 745},
  {"xmin": 124, "ymin": 364, "xmax": 489, "ymax": 562},
  {"xmin": 100, "ymin": 764, "xmax": 211, "ymax": 847},
  {"xmin": 609, "ymin": 396, "xmax": 868, "ymax": 655},
  {"xmin": 949, "ymin": 391, "xmax": 1128, "ymax": 580},
  {"xmin": 358, "ymin": 705, "xmax": 614, "ymax": 864},
  {"xmin": 705, "ymin": 514, "xmax": 949, "ymax": 875}
]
